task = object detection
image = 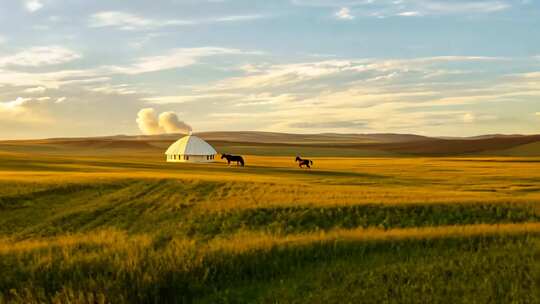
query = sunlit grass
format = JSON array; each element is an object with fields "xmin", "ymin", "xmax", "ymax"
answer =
[{"xmin": 0, "ymin": 147, "xmax": 539, "ymax": 302}]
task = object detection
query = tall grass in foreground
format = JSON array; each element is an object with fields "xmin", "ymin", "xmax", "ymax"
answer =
[
  {"xmin": 1, "ymin": 154, "xmax": 540, "ymax": 302},
  {"xmin": 0, "ymin": 224, "xmax": 538, "ymax": 303}
]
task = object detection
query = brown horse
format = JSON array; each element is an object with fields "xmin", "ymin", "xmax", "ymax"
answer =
[
  {"xmin": 295, "ymin": 156, "xmax": 313, "ymax": 168},
  {"xmin": 221, "ymin": 154, "xmax": 245, "ymax": 166}
]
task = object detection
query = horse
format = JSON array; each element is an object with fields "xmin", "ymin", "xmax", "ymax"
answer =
[
  {"xmin": 295, "ymin": 156, "xmax": 313, "ymax": 168},
  {"xmin": 221, "ymin": 154, "xmax": 245, "ymax": 167}
]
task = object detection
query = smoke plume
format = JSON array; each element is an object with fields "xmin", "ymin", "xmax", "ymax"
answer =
[{"xmin": 136, "ymin": 108, "xmax": 192, "ymax": 135}]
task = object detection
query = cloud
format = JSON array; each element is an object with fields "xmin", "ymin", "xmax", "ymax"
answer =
[
  {"xmin": 234, "ymin": 93, "xmax": 297, "ymax": 106},
  {"xmin": 398, "ymin": 11, "xmax": 422, "ymax": 17},
  {"xmin": 143, "ymin": 93, "xmax": 241, "ymax": 104},
  {"xmin": 89, "ymin": 11, "xmax": 264, "ymax": 31},
  {"xmin": 536, "ymin": 112, "xmax": 540, "ymax": 116},
  {"xmin": 106, "ymin": 47, "xmax": 249, "ymax": 75},
  {"xmin": 209, "ymin": 56, "xmax": 504, "ymax": 90},
  {"xmin": 462, "ymin": 112, "xmax": 476, "ymax": 123},
  {"xmin": 420, "ymin": 1, "xmax": 510, "ymax": 14},
  {"xmin": 183, "ymin": 52, "xmax": 538, "ymax": 135},
  {"xmin": 24, "ymin": 86, "xmax": 47, "ymax": 93},
  {"xmin": 213, "ymin": 60, "xmax": 355, "ymax": 90},
  {"xmin": 88, "ymin": 84, "xmax": 139, "ymax": 95},
  {"xmin": 519, "ymin": 71, "xmax": 540, "ymax": 79},
  {"xmin": 212, "ymin": 15, "xmax": 265, "ymax": 22},
  {"xmin": 0, "ymin": 46, "xmax": 81, "ymax": 67},
  {"xmin": 366, "ymin": 72, "xmax": 399, "ymax": 82},
  {"xmin": 89, "ymin": 11, "xmax": 190, "ymax": 30},
  {"xmin": 55, "ymin": 97, "xmax": 66, "ymax": 103},
  {"xmin": 0, "ymin": 47, "xmax": 253, "ymax": 89},
  {"xmin": 136, "ymin": 108, "xmax": 192, "ymax": 135},
  {"xmin": 0, "ymin": 96, "xmax": 51, "ymax": 124},
  {"xmin": 335, "ymin": 7, "xmax": 355, "ymax": 20},
  {"xmin": 0, "ymin": 69, "xmax": 107, "ymax": 89},
  {"xmin": 294, "ymin": 0, "xmax": 512, "ymax": 17},
  {"xmin": 0, "ymin": 97, "xmax": 31, "ymax": 111},
  {"xmin": 24, "ymin": 0, "xmax": 43, "ymax": 13}
]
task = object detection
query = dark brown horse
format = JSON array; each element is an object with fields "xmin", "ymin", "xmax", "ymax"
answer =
[
  {"xmin": 295, "ymin": 156, "xmax": 313, "ymax": 168},
  {"xmin": 221, "ymin": 154, "xmax": 245, "ymax": 166}
]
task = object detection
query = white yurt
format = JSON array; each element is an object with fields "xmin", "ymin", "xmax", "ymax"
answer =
[{"xmin": 165, "ymin": 133, "xmax": 217, "ymax": 163}]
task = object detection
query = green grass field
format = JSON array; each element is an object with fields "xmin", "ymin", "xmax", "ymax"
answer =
[{"xmin": 0, "ymin": 142, "xmax": 539, "ymax": 303}]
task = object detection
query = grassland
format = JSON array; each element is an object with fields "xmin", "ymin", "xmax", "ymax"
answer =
[{"xmin": 0, "ymin": 139, "xmax": 539, "ymax": 303}]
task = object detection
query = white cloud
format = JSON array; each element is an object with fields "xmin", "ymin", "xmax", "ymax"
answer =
[
  {"xmin": 0, "ymin": 97, "xmax": 31, "ymax": 110},
  {"xmin": 89, "ymin": 11, "xmax": 264, "ymax": 31},
  {"xmin": 295, "ymin": 0, "xmax": 511, "ymax": 17},
  {"xmin": 106, "ymin": 47, "xmax": 248, "ymax": 75},
  {"xmin": 421, "ymin": 1, "xmax": 510, "ymax": 14},
  {"xmin": 55, "ymin": 97, "xmax": 66, "ymax": 103},
  {"xmin": 88, "ymin": 84, "xmax": 139, "ymax": 95},
  {"xmin": 520, "ymin": 71, "xmax": 540, "ymax": 79},
  {"xmin": 179, "ymin": 53, "xmax": 540, "ymax": 135},
  {"xmin": 213, "ymin": 60, "xmax": 355, "ymax": 90},
  {"xmin": 0, "ymin": 47, "xmax": 253, "ymax": 89},
  {"xmin": 0, "ymin": 69, "xmax": 106, "ymax": 89},
  {"xmin": 36, "ymin": 96, "xmax": 50, "ymax": 101},
  {"xmin": 366, "ymin": 72, "xmax": 400, "ymax": 82},
  {"xmin": 335, "ymin": 7, "xmax": 355, "ymax": 19},
  {"xmin": 398, "ymin": 11, "xmax": 422, "ymax": 17},
  {"xmin": 24, "ymin": 0, "xmax": 43, "ymax": 13},
  {"xmin": 136, "ymin": 108, "xmax": 192, "ymax": 135},
  {"xmin": 24, "ymin": 86, "xmax": 47, "ymax": 93},
  {"xmin": 212, "ymin": 15, "xmax": 265, "ymax": 22},
  {"xmin": 89, "ymin": 11, "xmax": 190, "ymax": 31},
  {"xmin": 209, "ymin": 56, "xmax": 504, "ymax": 90},
  {"xmin": 143, "ymin": 93, "xmax": 241, "ymax": 104},
  {"xmin": 462, "ymin": 112, "xmax": 476, "ymax": 123},
  {"xmin": 0, "ymin": 96, "xmax": 51, "ymax": 124},
  {"xmin": 235, "ymin": 93, "xmax": 297, "ymax": 106},
  {"xmin": 0, "ymin": 46, "xmax": 81, "ymax": 67}
]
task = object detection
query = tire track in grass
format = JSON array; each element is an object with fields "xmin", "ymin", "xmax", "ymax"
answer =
[{"xmin": 0, "ymin": 181, "xmax": 132, "ymax": 237}]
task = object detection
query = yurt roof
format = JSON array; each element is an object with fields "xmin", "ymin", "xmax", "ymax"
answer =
[{"xmin": 165, "ymin": 135, "xmax": 217, "ymax": 155}]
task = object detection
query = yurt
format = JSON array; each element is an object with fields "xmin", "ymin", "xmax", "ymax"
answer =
[{"xmin": 165, "ymin": 133, "xmax": 217, "ymax": 163}]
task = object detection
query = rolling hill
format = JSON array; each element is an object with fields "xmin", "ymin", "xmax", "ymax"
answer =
[{"xmin": 0, "ymin": 132, "xmax": 539, "ymax": 156}]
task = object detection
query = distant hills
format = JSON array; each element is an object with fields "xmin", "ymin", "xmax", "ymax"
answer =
[
  {"xmin": 195, "ymin": 131, "xmax": 431, "ymax": 144},
  {"xmin": 1, "ymin": 131, "xmax": 540, "ymax": 157}
]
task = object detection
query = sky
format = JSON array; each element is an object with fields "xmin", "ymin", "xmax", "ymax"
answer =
[{"xmin": 0, "ymin": 0, "xmax": 539, "ymax": 139}]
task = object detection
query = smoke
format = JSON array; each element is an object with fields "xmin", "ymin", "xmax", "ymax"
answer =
[
  {"xmin": 158, "ymin": 111, "xmax": 192, "ymax": 134},
  {"xmin": 136, "ymin": 108, "xmax": 192, "ymax": 135},
  {"xmin": 136, "ymin": 108, "xmax": 161, "ymax": 135}
]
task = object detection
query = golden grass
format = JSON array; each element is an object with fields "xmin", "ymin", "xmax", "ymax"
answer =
[
  {"xmin": 2, "ymin": 223, "xmax": 538, "ymax": 257},
  {"xmin": 0, "ymin": 150, "xmax": 538, "ymax": 302},
  {"xmin": 206, "ymin": 222, "xmax": 540, "ymax": 254},
  {"xmin": 1, "ymin": 153, "xmax": 540, "ymax": 213}
]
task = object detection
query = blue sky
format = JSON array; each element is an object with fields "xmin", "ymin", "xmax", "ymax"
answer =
[{"xmin": 0, "ymin": 0, "xmax": 539, "ymax": 139}]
